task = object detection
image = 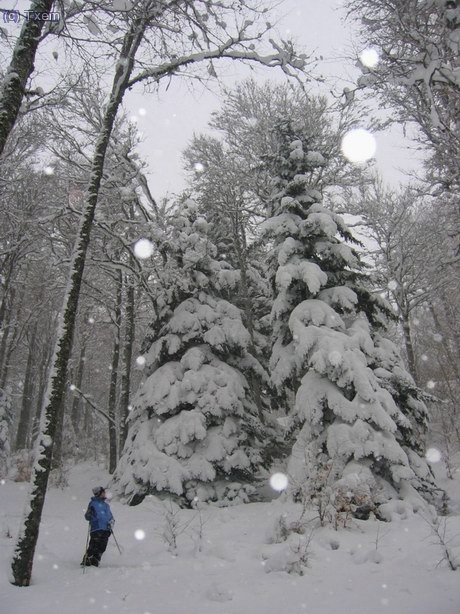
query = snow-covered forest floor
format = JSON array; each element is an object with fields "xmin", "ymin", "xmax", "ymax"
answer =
[{"xmin": 1, "ymin": 462, "xmax": 459, "ymax": 614}]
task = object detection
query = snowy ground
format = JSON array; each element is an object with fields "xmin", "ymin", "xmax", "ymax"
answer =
[{"xmin": 1, "ymin": 463, "xmax": 459, "ymax": 614}]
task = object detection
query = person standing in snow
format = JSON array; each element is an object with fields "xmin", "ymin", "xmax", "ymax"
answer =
[{"xmin": 81, "ymin": 486, "xmax": 114, "ymax": 567}]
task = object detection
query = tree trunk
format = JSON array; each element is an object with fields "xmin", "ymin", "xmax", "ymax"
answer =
[
  {"xmin": 10, "ymin": 21, "xmax": 146, "ymax": 587},
  {"xmin": 83, "ymin": 398, "xmax": 92, "ymax": 440},
  {"xmin": 0, "ymin": 258, "xmax": 15, "ymax": 331},
  {"xmin": 0, "ymin": 288, "xmax": 24, "ymax": 389},
  {"xmin": 0, "ymin": 0, "xmax": 55, "ymax": 156},
  {"xmin": 119, "ymin": 273, "xmax": 135, "ymax": 452},
  {"xmin": 70, "ymin": 340, "xmax": 87, "ymax": 439},
  {"xmin": 108, "ymin": 270, "xmax": 122, "ymax": 473},
  {"xmin": 51, "ymin": 396, "xmax": 67, "ymax": 470},
  {"xmin": 401, "ymin": 310, "xmax": 418, "ymax": 384},
  {"xmin": 0, "ymin": 287, "xmax": 17, "ymax": 384},
  {"xmin": 14, "ymin": 323, "xmax": 38, "ymax": 450},
  {"xmin": 31, "ymin": 339, "xmax": 52, "ymax": 445},
  {"xmin": 429, "ymin": 302, "xmax": 460, "ymax": 382},
  {"xmin": 235, "ymin": 223, "xmax": 265, "ymax": 422}
]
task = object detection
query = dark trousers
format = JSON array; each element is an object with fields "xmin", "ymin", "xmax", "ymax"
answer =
[{"xmin": 83, "ymin": 530, "xmax": 111, "ymax": 566}]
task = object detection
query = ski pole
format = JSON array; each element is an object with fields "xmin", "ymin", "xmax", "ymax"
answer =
[
  {"xmin": 82, "ymin": 523, "xmax": 90, "ymax": 573},
  {"xmin": 111, "ymin": 529, "xmax": 123, "ymax": 554}
]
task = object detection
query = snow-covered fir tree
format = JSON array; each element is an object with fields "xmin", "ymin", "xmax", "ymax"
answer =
[
  {"xmin": 372, "ymin": 334, "xmax": 437, "ymax": 500},
  {"xmin": 0, "ymin": 388, "xmax": 12, "ymax": 478},
  {"xmin": 183, "ymin": 133, "xmax": 274, "ymax": 378},
  {"xmin": 263, "ymin": 123, "xmax": 436, "ymax": 511},
  {"xmin": 113, "ymin": 201, "xmax": 269, "ymax": 506}
]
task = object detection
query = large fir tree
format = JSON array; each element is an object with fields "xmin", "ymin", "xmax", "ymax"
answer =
[
  {"xmin": 263, "ymin": 123, "xmax": 436, "ymax": 510},
  {"xmin": 113, "ymin": 201, "xmax": 268, "ymax": 506}
]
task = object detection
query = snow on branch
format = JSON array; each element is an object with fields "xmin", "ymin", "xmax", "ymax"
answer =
[{"xmin": 128, "ymin": 37, "xmax": 307, "ymax": 88}]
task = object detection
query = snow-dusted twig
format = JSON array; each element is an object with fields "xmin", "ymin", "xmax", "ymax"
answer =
[
  {"xmin": 371, "ymin": 520, "xmax": 391, "ymax": 563},
  {"xmin": 288, "ymin": 528, "xmax": 315, "ymax": 575},
  {"xmin": 159, "ymin": 500, "xmax": 196, "ymax": 554},
  {"xmin": 68, "ymin": 384, "xmax": 116, "ymax": 426},
  {"xmin": 190, "ymin": 509, "xmax": 211, "ymax": 554},
  {"xmin": 422, "ymin": 515, "xmax": 459, "ymax": 571}
]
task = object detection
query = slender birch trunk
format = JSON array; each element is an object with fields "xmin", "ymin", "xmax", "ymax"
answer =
[
  {"xmin": 14, "ymin": 323, "xmax": 38, "ymax": 450},
  {"xmin": 234, "ymin": 219, "xmax": 265, "ymax": 422},
  {"xmin": 0, "ymin": 287, "xmax": 17, "ymax": 383},
  {"xmin": 10, "ymin": 21, "xmax": 145, "ymax": 587},
  {"xmin": 31, "ymin": 338, "xmax": 53, "ymax": 444},
  {"xmin": 0, "ymin": 288, "xmax": 24, "ymax": 389},
  {"xmin": 70, "ymin": 341, "xmax": 87, "ymax": 439},
  {"xmin": 119, "ymin": 273, "xmax": 135, "ymax": 451},
  {"xmin": 401, "ymin": 310, "xmax": 418, "ymax": 384},
  {"xmin": 108, "ymin": 270, "xmax": 122, "ymax": 473}
]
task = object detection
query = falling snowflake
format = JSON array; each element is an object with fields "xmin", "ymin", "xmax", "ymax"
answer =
[
  {"xmin": 194, "ymin": 162, "xmax": 205, "ymax": 173},
  {"xmin": 69, "ymin": 384, "xmax": 76, "ymax": 391},
  {"xmin": 134, "ymin": 529, "xmax": 146, "ymax": 540},
  {"xmin": 88, "ymin": 317, "xmax": 95, "ymax": 324},
  {"xmin": 138, "ymin": 108, "xmax": 147, "ymax": 116},
  {"xmin": 269, "ymin": 472, "xmax": 288, "ymax": 492},
  {"xmin": 134, "ymin": 238, "xmax": 154, "ymax": 259},
  {"xmin": 341, "ymin": 129, "xmax": 376, "ymax": 163},
  {"xmin": 44, "ymin": 166, "xmax": 54, "ymax": 175},
  {"xmin": 421, "ymin": 354, "xmax": 428, "ymax": 362},
  {"xmin": 360, "ymin": 48, "xmax": 379, "ymax": 68},
  {"xmin": 426, "ymin": 380, "xmax": 436, "ymax": 389},
  {"xmin": 136, "ymin": 356, "xmax": 146, "ymax": 367},
  {"xmin": 425, "ymin": 448, "xmax": 441, "ymax": 463},
  {"xmin": 387, "ymin": 280, "xmax": 398, "ymax": 291}
]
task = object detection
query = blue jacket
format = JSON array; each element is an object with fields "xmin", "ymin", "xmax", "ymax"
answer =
[{"xmin": 84, "ymin": 496, "xmax": 114, "ymax": 533}]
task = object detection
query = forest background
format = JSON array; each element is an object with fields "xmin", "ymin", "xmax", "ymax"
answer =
[{"xmin": 0, "ymin": 0, "xmax": 459, "ymax": 588}]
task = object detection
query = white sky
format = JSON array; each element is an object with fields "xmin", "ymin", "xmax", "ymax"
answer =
[
  {"xmin": 2, "ymin": 0, "xmax": 425, "ymax": 197},
  {"xmin": 122, "ymin": 0, "xmax": 425, "ymax": 200}
]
